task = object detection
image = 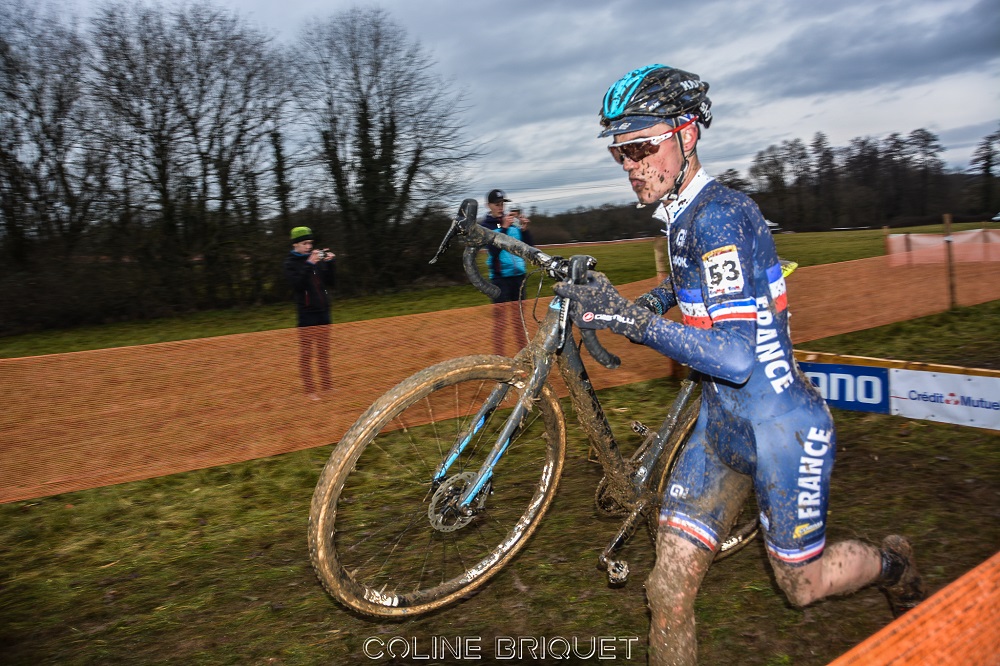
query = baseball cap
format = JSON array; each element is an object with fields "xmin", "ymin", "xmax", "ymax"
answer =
[
  {"xmin": 487, "ymin": 189, "xmax": 511, "ymax": 204},
  {"xmin": 290, "ymin": 226, "xmax": 314, "ymax": 242}
]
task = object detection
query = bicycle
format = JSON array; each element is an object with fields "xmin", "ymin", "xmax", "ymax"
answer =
[{"xmin": 308, "ymin": 199, "xmax": 760, "ymax": 617}]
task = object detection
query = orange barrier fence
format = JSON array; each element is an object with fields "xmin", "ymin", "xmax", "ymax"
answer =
[
  {"xmin": 1, "ymin": 255, "xmax": 998, "ymax": 504},
  {"xmin": 886, "ymin": 229, "xmax": 1000, "ymax": 266},
  {"xmin": 828, "ymin": 550, "xmax": 1000, "ymax": 666}
]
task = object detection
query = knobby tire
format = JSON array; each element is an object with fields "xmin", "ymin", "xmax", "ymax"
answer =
[{"xmin": 309, "ymin": 355, "xmax": 566, "ymax": 617}]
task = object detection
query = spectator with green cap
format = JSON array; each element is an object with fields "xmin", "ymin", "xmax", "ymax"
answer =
[{"xmin": 283, "ymin": 226, "xmax": 336, "ymax": 400}]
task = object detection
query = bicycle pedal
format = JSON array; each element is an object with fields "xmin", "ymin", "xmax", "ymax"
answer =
[
  {"xmin": 631, "ymin": 421, "xmax": 649, "ymax": 437},
  {"xmin": 606, "ymin": 559, "xmax": 629, "ymax": 585}
]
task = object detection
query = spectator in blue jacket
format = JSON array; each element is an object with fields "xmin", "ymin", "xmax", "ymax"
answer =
[
  {"xmin": 480, "ymin": 189, "xmax": 530, "ymax": 354},
  {"xmin": 480, "ymin": 189, "xmax": 528, "ymax": 301}
]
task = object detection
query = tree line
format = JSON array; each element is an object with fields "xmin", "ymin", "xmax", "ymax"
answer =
[
  {"xmin": 0, "ymin": 1, "xmax": 471, "ymax": 334},
  {"xmin": 1, "ymin": 0, "xmax": 997, "ymax": 334},
  {"xmin": 715, "ymin": 126, "xmax": 1000, "ymax": 232},
  {"xmin": 524, "ymin": 123, "xmax": 999, "ymax": 243}
]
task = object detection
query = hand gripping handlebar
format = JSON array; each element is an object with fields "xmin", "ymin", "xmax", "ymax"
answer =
[{"xmin": 430, "ymin": 199, "xmax": 621, "ymax": 369}]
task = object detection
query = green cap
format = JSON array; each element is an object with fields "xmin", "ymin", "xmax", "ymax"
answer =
[{"xmin": 290, "ymin": 226, "xmax": 313, "ymax": 242}]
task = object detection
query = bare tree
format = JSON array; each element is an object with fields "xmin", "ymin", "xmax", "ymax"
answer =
[
  {"xmin": 715, "ymin": 168, "xmax": 751, "ymax": 193},
  {"xmin": 879, "ymin": 132, "xmax": 910, "ymax": 219},
  {"xmin": 748, "ymin": 145, "xmax": 788, "ymax": 224},
  {"xmin": 905, "ymin": 128, "xmax": 944, "ymax": 216},
  {"xmin": 89, "ymin": 2, "xmax": 192, "ymax": 303},
  {"xmin": 169, "ymin": 3, "xmax": 291, "ymax": 303},
  {"xmin": 0, "ymin": 0, "xmax": 107, "ymax": 264},
  {"xmin": 810, "ymin": 132, "xmax": 838, "ymax": 227},
  {"xmin": 292, "ymin": 7, "xmax": 477, "ymax": 292},
  {"xmin": 88, "ymin": 1, "xmax": 291, "ymax": 306},
  {"xmin": 782, "ymin": 138, "xmax": 810, "ymax": 226}
]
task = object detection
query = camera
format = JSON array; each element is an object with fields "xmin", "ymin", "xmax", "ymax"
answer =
[{"xmin": 315, "ymin": 250, "xmax": 333, "ymax": 260}]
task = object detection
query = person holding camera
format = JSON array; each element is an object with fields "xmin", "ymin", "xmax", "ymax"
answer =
[
  {"xmin": 284, "ymin": 226, "xmax": 336, "ymax": 400},
  {"xmin": 479, "ymin": 189, "xmax": 529, "ymax": 302},
  {"xmin": 480, "ymin": 189, "xmax": 532, "ymax": 355}
]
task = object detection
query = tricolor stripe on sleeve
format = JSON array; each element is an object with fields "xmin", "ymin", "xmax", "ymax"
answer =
[
  {"xmin": 708, "ymin": 298, "xmax": 757, "ymax": 323},
  {"xmin": 767, "ymin": 263, "xmax": 788, "ymax": 312},
  {"xmin": 677, "ymin": 288, "xmax": 712, "ymax": 329}
]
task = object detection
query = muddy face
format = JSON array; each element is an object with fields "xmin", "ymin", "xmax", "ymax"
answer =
[{"xmin": 612, "ymin": 123, "xmax": 699, "ymax": 204}]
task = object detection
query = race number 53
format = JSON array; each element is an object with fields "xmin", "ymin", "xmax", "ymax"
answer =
[{"xmin": 702, "ymin": 245, "xmax": 744, "ymax": 297}]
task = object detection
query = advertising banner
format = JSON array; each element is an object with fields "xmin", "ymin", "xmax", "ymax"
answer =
[
  {"xmin": 889, "ymin": 369, "xmax": 1000, "ymax": 430},
  {"xmin": 798, "ymin": 362, "xmax": 890, "ymax": 414},
  {"xmin": 796, "ymin": 352, "xmax": 1000, "ymax": 431}
]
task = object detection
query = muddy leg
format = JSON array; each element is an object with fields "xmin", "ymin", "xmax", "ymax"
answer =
[
  {"xmin": 770, "ymin": 540, "xmax": 882, "ymax": 607},
  {"xmin": 646, "ymin": 534, "xmax": 712, "ymax": 666},
  {"xmin": 648, "ymin": 471, "xmax": 751, "ymax": 665}
]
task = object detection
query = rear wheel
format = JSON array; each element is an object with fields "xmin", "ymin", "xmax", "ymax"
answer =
[
  {"xmin": 715, "ymin": 495, "xmax": 759, "ymax": 561},
  {"xmin": 309, "ymin": 355, "xmax": 566, "ymax": 617}
]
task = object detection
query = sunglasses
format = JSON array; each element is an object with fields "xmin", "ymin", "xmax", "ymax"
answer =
[{"xmin": 607, "ymin": 117, "xmax": 697, "ymax": 165}]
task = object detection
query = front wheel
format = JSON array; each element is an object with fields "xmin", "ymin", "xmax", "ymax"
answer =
[{"xmin": 309, "ymin": 355, "xmax": 566, "ymax": 617}]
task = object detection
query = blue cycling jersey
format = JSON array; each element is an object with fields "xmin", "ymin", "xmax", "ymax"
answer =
[{"xmin": 646, "ymin": 169, "xmax": 835, "ymax": 567}]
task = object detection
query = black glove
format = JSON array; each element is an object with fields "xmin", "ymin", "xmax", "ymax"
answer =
[{"xmin": 553, "ymin": 271, "xmax": 654, "ymax": 343}]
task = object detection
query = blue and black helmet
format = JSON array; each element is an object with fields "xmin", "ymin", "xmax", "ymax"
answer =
[{"xmin": 599, "ymin": 64, "xmax": 712, "ymax": 138}]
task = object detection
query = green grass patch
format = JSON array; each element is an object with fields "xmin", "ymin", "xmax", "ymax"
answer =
[
  {"xmin": 771, "ymin": 221, "xmax": 990, "ymax": 267},
  {"xmin": 801, "ymin": 299, "xmax": 1000, "ymax": 370}
]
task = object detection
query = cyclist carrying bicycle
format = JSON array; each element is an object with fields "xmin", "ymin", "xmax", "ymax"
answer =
[{"xmin": 553, "ymin": 64, "xmax": 925, "ymax": 665}]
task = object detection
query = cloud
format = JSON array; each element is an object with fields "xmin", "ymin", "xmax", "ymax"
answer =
[{"xmin": 728, "ymin": 0, "xmax": 1000, "ymax": 99}]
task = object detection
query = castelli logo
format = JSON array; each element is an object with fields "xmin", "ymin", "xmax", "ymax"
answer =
[
  {"xmin": 945, "ymin": 393, "xmax": 960, "ymax": 405},
  {"xmin": 582, "ymin": 312, "xmax": 595, "ymax": 323}
]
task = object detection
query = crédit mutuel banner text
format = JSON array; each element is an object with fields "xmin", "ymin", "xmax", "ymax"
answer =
[{"xmin": 795, "ymin": 352, "xmax": 1000, "ymax": 431}]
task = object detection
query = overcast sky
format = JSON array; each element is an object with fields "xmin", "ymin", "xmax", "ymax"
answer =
[{"xmin": 65, "ymin": 0, "xmax": 1000, "ymax": 213}]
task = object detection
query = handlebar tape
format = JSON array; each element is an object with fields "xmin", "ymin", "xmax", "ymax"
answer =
[
  {"xmin": 464, "ymin": 245, "xmax": 500, "ymax": 300},
  {"xmin": 580, "ymin": 329, "xmax": 621, "ymax": 369}
]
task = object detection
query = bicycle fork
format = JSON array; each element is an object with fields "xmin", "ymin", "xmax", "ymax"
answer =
[{"xmin": 431, "ymin": 328, "xmax": 562, "ymax": 516}]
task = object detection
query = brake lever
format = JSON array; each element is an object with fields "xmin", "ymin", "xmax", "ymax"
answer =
[
  {"xmin": 429, "ymin": 198, "xmax": 479, "ymax": 264},
  {"xmin": 429, "ymin": 219, "xmax": 460, "ymax": 265},
  {"xmin": 563, "ymin": 256, "xmax": 621, "ymax": 370}
]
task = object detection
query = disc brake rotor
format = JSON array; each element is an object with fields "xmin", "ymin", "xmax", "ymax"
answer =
[{"xmin": 428, "ymin": 472, "xmax": 490, "ymax": 532}]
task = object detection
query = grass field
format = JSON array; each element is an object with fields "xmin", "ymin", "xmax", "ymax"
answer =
[{"xmin": 1, "ymin": 223, "xmax": 997, "ymax": 665}]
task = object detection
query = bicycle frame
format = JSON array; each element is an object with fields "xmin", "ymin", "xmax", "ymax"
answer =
[
  {"xmin": 441, "ymin": 295, "xmax": 634, "ymax": 512},
  {"xmin": 429, "ymin": 199, "xmax": 699, "ymax": 578}
]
